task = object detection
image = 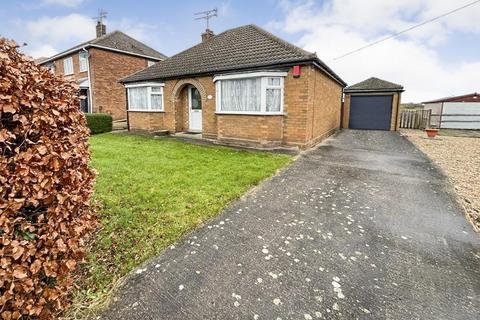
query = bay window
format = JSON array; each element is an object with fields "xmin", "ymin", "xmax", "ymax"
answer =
[
  {"xmin": 126, "ymin": 83, "xmax": 164, "ymax": 112},
  {"xmin": 214, "ymin": 72, "xmax": 286, "ymax": 114}
]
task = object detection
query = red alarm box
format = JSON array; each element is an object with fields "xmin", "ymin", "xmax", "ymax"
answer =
[{"xmin": 293, "ymin": 65, "xmax": 301, "ymax": 78}]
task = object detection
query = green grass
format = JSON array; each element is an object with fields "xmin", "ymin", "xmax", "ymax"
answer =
[{"xmin": 73, "ymin": 133, "xmax": 291, "ymax": 313}]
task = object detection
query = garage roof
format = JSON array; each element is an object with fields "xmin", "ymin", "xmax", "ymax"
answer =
[{"xmin": 344, "ymin": 77, "xmax": 404, "ymax": 93}]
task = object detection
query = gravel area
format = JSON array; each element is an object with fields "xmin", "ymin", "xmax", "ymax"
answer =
[{"xmin": 402, "ymin": 129, "xmax": 480, "ymax": 231}]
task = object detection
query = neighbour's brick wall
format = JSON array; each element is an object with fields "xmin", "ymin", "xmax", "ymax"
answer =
[
  {"xmin": 50, "ymin": 52, "xmax": 88, "ymax": 81},
  {"xmin": 343, "ymin": 92, "xmax": 401, "ymax": 131},
  {"xmin": 89, "ymin": 48, "xmax": 150, "ymax": 120}
]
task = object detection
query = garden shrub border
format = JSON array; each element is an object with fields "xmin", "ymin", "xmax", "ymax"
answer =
[{"xmin": 85, "ymin": 113, "xmax": 113, "ymax": 135}]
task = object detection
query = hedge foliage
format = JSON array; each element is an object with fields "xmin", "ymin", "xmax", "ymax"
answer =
[
  {"xmin": 0, "ymin": 39, "xmax": 97, "ymax": 319},
  {"xmin": 85, "ymin": 113, "xmax": 112, "ymax": 135}
]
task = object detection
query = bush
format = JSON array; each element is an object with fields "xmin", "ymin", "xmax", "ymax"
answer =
[
  {"xmin": 85, "ymin": 113, "xmax": 112, "ymax": 135},
  {"xmin": 0, "ymin": 39, "xmax": 97, "ymax": 319}
]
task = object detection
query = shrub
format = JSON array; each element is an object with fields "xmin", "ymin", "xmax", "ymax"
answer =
[
  {"xmin": 0, "ymin": 39, "xmax": 97, "ymax": 319},
  {"xmin": 85, "ymin": 113, "xmax": 112, "ymax": 135}
]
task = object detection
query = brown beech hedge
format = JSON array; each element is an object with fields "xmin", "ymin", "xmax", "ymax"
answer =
[{"xmin": 0, "ymin": 39, "xmax": 97, "ymax": 319}]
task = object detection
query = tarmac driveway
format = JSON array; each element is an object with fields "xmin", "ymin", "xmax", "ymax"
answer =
[{"xmin": 99, "ymin": 130, "xmax": 479, "ymax": 320}]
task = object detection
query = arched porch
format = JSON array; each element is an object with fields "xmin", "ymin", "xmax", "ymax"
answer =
[{"xmin": 171, "ymin": 79, "xmax": 208, "ymax": 133}]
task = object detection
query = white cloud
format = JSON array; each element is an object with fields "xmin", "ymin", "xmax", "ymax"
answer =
[
  {"xmin": 26, "ymin": 44, "xmax": 58, "ymax": 58},
  {"xmin": 41, "ymin": 0, "xmax": 85, "ymax": 7},
  {"xmin": 25, "ymin": 13, "xmax": 95, "ymax": 46},
  {"xmin": 269, "ymin": 0, "xmax": 480, "ymax": 102},
  {"xmin": 18, "ymin": 13, "xmax": 94, "ymax": 58},
  {"xmin": 16, "ymin": 14, "xmax": 163, "ymax": 58},
  {"xmin": 107, "ymin": 18, "xmax": 157, "ymax": 44}
]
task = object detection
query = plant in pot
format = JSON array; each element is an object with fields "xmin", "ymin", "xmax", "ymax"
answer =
[{"xmin": 425, "ymin": 125, "xmax": 439, "ymax": 138}]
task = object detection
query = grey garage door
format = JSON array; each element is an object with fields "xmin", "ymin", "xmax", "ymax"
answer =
[{"xmin": 349, "ymin": 95, "xmax": 392, "ymax": 130}]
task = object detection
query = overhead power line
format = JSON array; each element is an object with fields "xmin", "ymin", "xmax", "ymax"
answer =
[{"xmin": 328, "ymin": 0, "xmax": 480, "ymax": 62}]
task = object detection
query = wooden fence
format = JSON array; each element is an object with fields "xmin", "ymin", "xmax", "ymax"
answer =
[{"xmin": 399, "ymin": 110, "xmax": 431, "ymax": 129}]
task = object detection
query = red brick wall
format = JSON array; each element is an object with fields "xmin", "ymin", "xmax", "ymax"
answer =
[
  {"xmin": 50, "ymin": 52, "xmax": 88, "ymax": 81},
  {"xmin": 308, "ymin": 66, "xmax": 343, "ymax": 146},
  {"xmin": 128, "ymin": 111, "xmax": 166, "ymax": 132},
  {"xmin": 217, "ymin": 115, "xmax": 284, "ymax": 147},
  {"xmin": 127, "ymin": 64, "xmax": 344, "ymax": 149},
  {"xmin": 89, "ymin": 48, "xmax": 150, "ymax": 120}
]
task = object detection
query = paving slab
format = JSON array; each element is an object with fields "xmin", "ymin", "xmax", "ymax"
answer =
[{"xmin": 97, "ymin": 130, "xmax": 480, "ymax": 320}]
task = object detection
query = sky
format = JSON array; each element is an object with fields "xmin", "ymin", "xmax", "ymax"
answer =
[{"xmin": 1, "ymin": 0, "xmax": 480, "ymax": 102}]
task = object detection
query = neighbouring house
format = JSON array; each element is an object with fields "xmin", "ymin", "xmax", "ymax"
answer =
[
  {"xmin": 39, "ymin": 21, "xmax": 167, "ymax": 120},
  {"xmin": 120, "ymin": 24, "xmax": 346, "ymax": 149},
  {"xmin": 422, "ymin": 92, "xmax": 480, "ymax": 129},
  {"xmin": 342, "ymin": 77, "xmax": 404, "ymax": 131}
]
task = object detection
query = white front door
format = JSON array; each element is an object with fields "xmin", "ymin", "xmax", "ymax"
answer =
[{"xmin": 188, "ymin": 86, "xmax": 202, "ymax": 132}]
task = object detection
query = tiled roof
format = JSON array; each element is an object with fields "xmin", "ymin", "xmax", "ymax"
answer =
[
  {"xmin": 40, "ymin": 31, "xmax": 167, "ymax": 64},
  {"xmin": 344, "ymin": 77, "xmax": 404, "ymax": 92},
  {"xmin": 121, "ymin": 24, "xmax": 345, "ymax": 85}
]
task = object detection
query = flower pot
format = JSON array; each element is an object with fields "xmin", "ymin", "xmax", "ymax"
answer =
[{"xmin": 425, "ymin": 128, "xmax": 439, "ymax": 138}]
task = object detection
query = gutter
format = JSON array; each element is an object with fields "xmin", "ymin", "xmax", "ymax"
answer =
[
  {"xmin": 344, "ymin": 89, "xmax": 405, "ymax": 93},
  {"xmin": 40, "ymin": 44, "xmax": 165, "ymax": 65},
  {"xmin": 82, "ymin": 47, "xmax": 94, "ymax": 113}
]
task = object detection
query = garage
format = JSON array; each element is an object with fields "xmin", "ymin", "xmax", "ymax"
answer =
[{"xmin": 343, "ymin": 77, "xmax": 404, "ymax": 131}]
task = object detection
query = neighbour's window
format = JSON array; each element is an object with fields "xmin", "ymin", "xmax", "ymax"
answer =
[
  {"xmin": 215, "ymin": 73, "xmax": 285, "ymax": 114},
  {"xmin": 63, "ymin": 57, "xmax": 73, "ymax": 75},
  {"xmin": 45, "ymin": 62, "xmax": 55, "ymax": 74},
  {"xmin": 79, "ymin": 51, "xmax": 88, "ymax": 72},
  {"xmin": 147, "ymin": 60, "xmax": 155, "ymax": 67},
  {"xmin": 127, "ymin": 84, "xmax": 164, "ymax": 111}
]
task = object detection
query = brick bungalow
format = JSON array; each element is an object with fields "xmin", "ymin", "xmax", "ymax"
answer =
[
  {"xmin": 121, "ymin": 25, "xmax": 346, "ymax": 149},
  {"xmin": 39, "ymin": 21, "xmax": 167, "ymax": 120}
]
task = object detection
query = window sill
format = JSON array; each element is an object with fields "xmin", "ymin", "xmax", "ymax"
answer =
[
  {"xmin": 128, "ymin": 110, "xmax": 165, "ymax": 113},
  {"xmin": 215, "ymin": 112, "xmax": 286, "ymax": 116}
]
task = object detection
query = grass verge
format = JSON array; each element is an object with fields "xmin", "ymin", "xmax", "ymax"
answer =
[{"xmin": 67, "ymin": 133, "xmax": 291, "ymax": 317}]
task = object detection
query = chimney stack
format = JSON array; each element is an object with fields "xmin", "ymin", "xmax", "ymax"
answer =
[
  {"xmin": 201, "ymin": 28, "xmax": 214, "ymax": 42},
  {"xmin": 96, "ymin": 20, "xmax": 106, "ymax": 38}
]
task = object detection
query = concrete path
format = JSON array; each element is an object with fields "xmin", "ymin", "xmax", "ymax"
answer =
[{"xmin": 99, "ymin": 130, "xmax": 480, "ymax": 320}]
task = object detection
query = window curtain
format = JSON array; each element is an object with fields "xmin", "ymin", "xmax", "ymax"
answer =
[
  {"xmin": 266, "ymin": 88, "xmax": 281, "ymax": 112},
  {"xmin": 128, "ymin": 87, "xmax": 148, "ymax": 110},
  {"xmin": 221, "ymin": 78, "xmax": 261, "ymax": 112},
  {"xmin": 150, "ymin": 94, "xmax": 163, "ymax": 110}
]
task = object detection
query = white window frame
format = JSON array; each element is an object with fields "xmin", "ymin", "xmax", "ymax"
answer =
[
  {"xmin": 125, "ymin": 82, "xmax": 165, "ymax": 112},
  {"xmin": 214, "ymin": 71, "xmax": 287, "ymax": 115},
  {"xmin": 79, "ymin": 52, "xmax": 88, "ymax": 72},
  {"xmin": 63, "ymin": 57, "xmax": 73, "ymax": 75}
]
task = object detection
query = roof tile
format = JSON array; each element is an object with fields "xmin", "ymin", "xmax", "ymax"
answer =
[{"xmin": 122, "ymin": 24, "xmax": 344, "ymax": 85}]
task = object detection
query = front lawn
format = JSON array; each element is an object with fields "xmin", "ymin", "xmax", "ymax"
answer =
[{"xmin": 72, "ymin": 133, "xmax": 291, "ymax": 314}]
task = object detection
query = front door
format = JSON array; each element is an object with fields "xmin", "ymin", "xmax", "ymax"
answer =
[{"xmin": 188, "ymin": 86, "xmax": 202, "ymax": 132}]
